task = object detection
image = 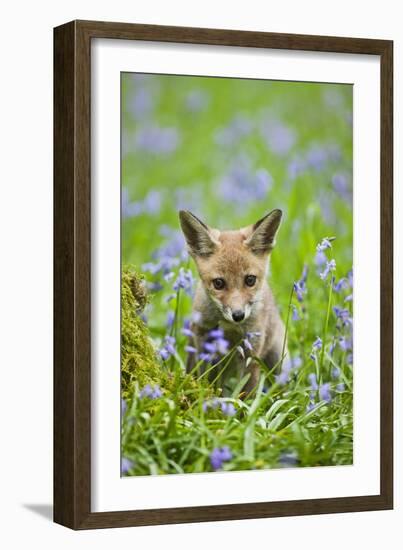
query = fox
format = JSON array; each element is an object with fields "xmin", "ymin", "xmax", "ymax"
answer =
[{"xmin": 179, "ymin": 209, "xmax": 286, "ymax": 396}]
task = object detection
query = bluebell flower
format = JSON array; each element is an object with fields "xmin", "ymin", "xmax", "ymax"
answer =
[
  {"xmin": 317, "ymin": 237, "xmax": 333, "ymax": 252},
  {"xmin": 202, "ymin": 398, "xmax": 220, "ymax": 412},
  {"xmin": 122, "ymin": 189, "xmax": 162, "ymax": 218},
  {"xmin": 315, "ymin": 250, "xmax": 327, "ymax": 266},
  {"xmin": 319, "ymin": 383, "xmax": 332, "ymax": 403},
  {"xmin": 260, "ymin": 119, "xmax": 297, "ymax": 156},
  {"xmin": 121, "ymin": 398, "xmax": 127, "ymax": 416},
  {"xmin": 209, "ymin": 328, "xmax": 224, "ymax": 339},
  {"xmin": 336, "ymin": 383, "xmax": 346, "ymax": 392},
  {"xmin": 221, "ymin": 402, "xmax": 237, "ymax": 417},
  {"xmin": 331, "ymin": 366, "xmax": 341, "ymax": 379},
  {"xmin": 166, "ymin": 311, "xmax": 175, "ymax": 328},
  {"xmin": 313, "ymin": 337, "xmax": 322, "ymax": 350},
  {"xmin": 308, "ymin": 373, "xmax": 318, "ymax": 390},
  {"xmin": 339, "ymin": 337, "xmax": 352, "ymax": 352},
  {"xmin": 293, "ymin": 265, "xmax": 308, "ymax": 302},
  {"xmin": 181, "ymin": 319, "xmax": 195, "ymax": 337},
  {"xmin": 218, "ymin": 155, "xmax": 273, "ymax": 209},
  {"xmin": 121, "ymin": 457, "xmax": 134, "ymax": 475},
  {"xmin": 210, "ymin": 446, "xmax": 232, "ymax": 470},
  {"xmin": 275, "ymin": 370, "xmax": 290, "ymax": 386},
  {"xmin": 333, "ymin": 306, "xmax": 352, "ymax": 326},
  {"xmin": 139, "ymin": 384, "xmax": 163, "ymax": 399},
  {"xmin": 185, "ymin": 345, "xmax": 197, "ymax": 354},
  {"xmin": 129, "ymin": 87, "xmax": 154, "ymax": 119},
  {"xmin": 333, "ymin": 277, "xmax": 348, "ymax": 292},
  {"xmin": 159, "ymin": 336, "xmax": 176, "ymax": 360},
  {"xmin": 288, "ymin": 156, "xmax": 307, "ymax": 180},
  {"xmin": 278, "ymin": 451, "xmax": 299, "ymax": 467},
  {"xmin": 214, "ymin": 115, "xmax": 253, "ymax": 146},
  {"xmin": 319, "ymin": 259, "xmax": 336, "ymax": 280},
  {"xmin": 135, "ymin": 124, "xmax": 180, "ymax": 155},
  {"xmin": 292, "ymin": 305, "xmax": 300, "ymax": 321},
  {"xmin": 185, "ymin": 89, "xmax": 209, "ymax": 112},
  {"xmin": 332, "ymin": 173, "xmax": 352, "ymax": 203},
  {"xmin": 173, "ymin": 268, "xmax": 195, "ymax": 296}
]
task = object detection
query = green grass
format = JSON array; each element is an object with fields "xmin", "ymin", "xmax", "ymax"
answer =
[{"xmin": 121, "ymin": 73, "xmax": 353, "ymax": 475}]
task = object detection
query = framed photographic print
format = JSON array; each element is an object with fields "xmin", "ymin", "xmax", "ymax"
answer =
[{"xmin": 54, "ymin": 20, "xmax": 393, "ymax": 529}]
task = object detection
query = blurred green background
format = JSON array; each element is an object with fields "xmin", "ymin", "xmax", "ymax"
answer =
[{"xmin": 121, "ymin": 72, "xmax": 352, "ymax": 332}]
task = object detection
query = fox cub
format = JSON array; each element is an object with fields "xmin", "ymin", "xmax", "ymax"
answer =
[{"xmin": 179, "ymin": 209, "xmax": 286, "ymax": 395}]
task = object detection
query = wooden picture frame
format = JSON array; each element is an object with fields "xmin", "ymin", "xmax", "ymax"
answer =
[{"xmin": 54, "ymin": 19, "xmax": 393, "ymax": 530}]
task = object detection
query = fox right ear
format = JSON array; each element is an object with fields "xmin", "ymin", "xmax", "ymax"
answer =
[{"xmin": 179, "ymin": 210, "xmax": 218, "ymax": 257}]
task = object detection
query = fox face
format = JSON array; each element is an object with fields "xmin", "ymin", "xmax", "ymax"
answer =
[{"xmin": 179, "ymin": 209, "xmax": 282, "ymax": 324}]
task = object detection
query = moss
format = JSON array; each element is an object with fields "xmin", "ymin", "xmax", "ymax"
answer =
[
  {"xmin": 121, "ymin": 267, "xmax": 161, "ymax": 400},
  {"xmin": 121, "ymin": 266, "xmax": 203, "ymax": 405}
]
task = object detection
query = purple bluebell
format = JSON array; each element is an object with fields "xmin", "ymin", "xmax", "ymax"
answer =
[
  {"xmin": 339, "ymin": 337, "xmax": 352, "ymax": 352},
  {"xmin": 218, "ymin": 155, "xmax": 273, "ymax": 209},
  {"xmin": 319, "ymin": 259, "xmax": 336, "ymax": 280},
  {"xmin": 308, "ymin": 373, "xmax": 318, "ymax": 390},
  {"xmin": 317, "ymin": 237, "xmax": 333, "ymax": 252},
  {"xmin": 275, "ymin": 370, "xmax": 290, "ymax": 386},
  {"xmin": 185, "ymin": 345, "xmax": 197, "ymax": 354},
  {"xmin": 135, "ymin": 125, "xmax": 180, "ymax": 155},
  {"xmin": 333, "ymin": 306, "xmax": 352, "ymax": 326},
  {"xmin": 173, "ymin": 268, "xmax": 195, "ymax": 296},
  {"xmin": 315, "ymin": 250, "xmax": 327, "ymax": 266},
  {"xmin": 129, "ymin": 87, "xmax": 154, "ymax": 119},
  {"xmin": 166, "ymin": 311, "xmax": 175, "ymax": 327},
  {"xmin": 333, "ymin": 277, "xmax": 348, "ymax": 292},
  {"xmin": 139, "ymin": 384, "xmax": 163, "ymax": 399},
  {"xmin": 260, "ymin": 119, "xmax": 297, "ymax": 156},
  {"xmin": 221, "ymin": 402, "xmax": 237, "ymax": 417},
  {"xmin": 336, "ymin": 383, "xmax": 346, "ymax": 392},
  {"xmin": 292, "ymin": 305, "xmax": 300, "ymax": 321},
  {"xmin": 278, "ymin": 451, "xmax": 299, "ymax": 467},
  {"xmin": 319, "ymin": 383, "xmax": 332, "ymax": 403},
  {"xmin": 214, "ymin": 115, "xmax": 253, "ymax": 147},
  {"xmin": 122, "ymin": 189, "xmax": 162, "ymax": 219},
  {"xmin": 293, "ymin": 265, "xmax": 308, "ymax": 302},
  {"xmin": 203, "ymin": 398, "xmax": 220, "ymax": 412},
  {"xmin": 288, "ymin": 156, "xmax": 307, "ymax": 180},
  {"xmin": 159, "ymin": 335, "xmax": 176, "ymax": 361},
  {"xmin": 121, "ymin": 457, "xmax": 134, "ymax": 475},
  {"xmin": 313, "ymin": 337, "xmax": 322, "ymax": 350},
  {"xmin": 332, "ymin": 173, "xmax": 352, "ymax": 203},
  {"xmin": 210, "ymin": 446, "xmax": 232, "ymax": 470},
  {"xmin": 331, "ymin": 366, "xmax": 341, "ymax": 379},
  {"xmin": 185, "ymin": 89, "xmax": 209, "ymax": 112},
  {"xmin": 181, "ymin": 319, "xmax": 195, "ymax": 337}
]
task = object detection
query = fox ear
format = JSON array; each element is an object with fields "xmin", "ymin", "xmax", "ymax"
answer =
[
  {"xmin": 179, "ymin": 210, "xmax": 219, "ymax": 257},
  {"xmin": 244, "ymin": 209, "xmax": 283, "ymax": 255}
]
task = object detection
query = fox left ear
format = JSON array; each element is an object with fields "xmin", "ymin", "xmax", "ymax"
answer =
[{"xmin": 244, "ymin": 209, "xmax": 283, "ymax": 255}]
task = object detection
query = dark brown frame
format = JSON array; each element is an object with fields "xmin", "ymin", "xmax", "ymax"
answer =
[{"xmin": 54, "ymin": 19, "xmax": 393, "ymax": 530}]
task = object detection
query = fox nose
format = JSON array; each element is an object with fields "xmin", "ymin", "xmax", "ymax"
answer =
[{"xmin": 232, "ymin": 310, "xmax": 245, "ymax": 323}]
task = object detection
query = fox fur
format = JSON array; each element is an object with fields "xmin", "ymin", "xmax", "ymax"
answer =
[{"xmin": 179, "ymin": 209, "xmax": 286, "ymax": 396}]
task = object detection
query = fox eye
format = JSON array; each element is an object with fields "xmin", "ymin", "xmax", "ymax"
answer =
[
  {"xmin": 212, "ymin": 278, "xmax": 225, "ymax": 290},
  {"xmin": 245, "ymin": 275, "xmax": 257, "ymax": 287}
]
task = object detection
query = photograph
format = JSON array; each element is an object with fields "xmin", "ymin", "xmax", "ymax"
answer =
[{"xmin": 120, "ymin": 72, "xmax": 354, "ymax": 476}]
